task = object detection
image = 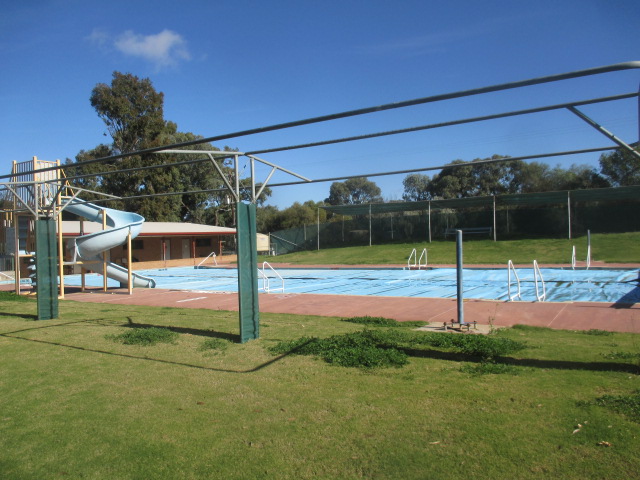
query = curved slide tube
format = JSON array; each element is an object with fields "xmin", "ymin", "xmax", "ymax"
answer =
[{"xmin": 63, "ymin": 199, "xmax": 156, "ymax": 288}]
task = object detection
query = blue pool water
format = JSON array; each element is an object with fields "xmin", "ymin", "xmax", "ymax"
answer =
[{"xmin": 63, "ymin": 266, "xmax": 640, "ymax": 304}]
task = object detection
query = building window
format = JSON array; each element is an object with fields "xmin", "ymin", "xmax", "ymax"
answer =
[
  {"xmin": 195, "ymin": 238, "xmax": 212, "ymax": 247},
  {"xmin": 124, "ymin": 240, "xmax": 144, "ymax": 250}
]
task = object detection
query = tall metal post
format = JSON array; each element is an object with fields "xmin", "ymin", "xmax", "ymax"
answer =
[
  {"xmin": 369, "ymin": 204, "xmax": 372, "ymax": 247},
  {"xmin": 492, "ymin": 195, "xmax": 497, "ymax": 241},
  {"xmin": 317, "ymin": 208, "xmax": 320, "ymax": 251},
  {"xmin": 567, "ymin": 191, "xmax": 572, "ymax": 240},
  {"xmin": 428, "ymin": 202, "xmax": 432, "ymax": 243},
  {"xmin": 456, "ymin": 230, "xmax": 464, "ymax": 325}
]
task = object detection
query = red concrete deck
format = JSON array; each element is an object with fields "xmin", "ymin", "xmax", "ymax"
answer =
[
  {"xmin": 9, "ymin": 263, "xmax": 640, "ymax": 334},
  {"xmin": 59, "ymin": 288, "xmax": 640, "ymax": 334}
]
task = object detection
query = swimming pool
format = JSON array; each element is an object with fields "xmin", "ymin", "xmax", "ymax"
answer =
[{"xmin": 63, "ymin": 266, "xmax": 640, "ymax": 304}]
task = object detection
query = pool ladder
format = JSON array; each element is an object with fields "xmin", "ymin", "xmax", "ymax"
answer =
[
  {"xmin": 258, "ymin": 261, "xmax": 284, "ymax": 293},
  {"xmin": 507, "ymin": 260, "xmax": 546, "ymax": 302},
  {"xmin": 406, "ymin": 248, "xmax": 427, "ymax": 270},
  {"xmin": 571, "ymin": 244, "xmax": 591, "ymax": 270},
  {"xmin": 196, "ymin": 252, "xmax": 217, "ymax": 268}
]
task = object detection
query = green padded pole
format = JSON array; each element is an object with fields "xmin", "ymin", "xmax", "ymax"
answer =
[
  {"xmin": 236, "ymin": 202, "xmax": 260, "ymax": 342},
  {"xmin": 35, "ymin": 218, "xmax": 59, "ymax": 320}
]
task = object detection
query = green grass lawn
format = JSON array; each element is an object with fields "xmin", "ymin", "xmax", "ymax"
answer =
[
  {"xmin": 1, "ymin": 296, "xmax": 639, "ymax": 479},
  {"xmin": 263, "ymin": 232, "xmax": 640, "ymax": 265}
]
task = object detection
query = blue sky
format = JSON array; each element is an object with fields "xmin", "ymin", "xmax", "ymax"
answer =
[{"xmin": 1, "ymin": 0, "xmax": 639, "ymax": 208}]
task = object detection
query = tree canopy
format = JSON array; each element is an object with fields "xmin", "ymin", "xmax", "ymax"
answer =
[
  {"xmin": 67, "ymin": 71, "xmax": 270, "ymax": 224},
  {"xmin": 598, "ymin": 147, "xmax": 640, "ymax": 187},
  {"xmin": 401, "ymin": 155, "xmax": 611, "ymax": 200},
  {"xmin": 325, "ymin": 177, "xmax": 382, "ymax": 205}
]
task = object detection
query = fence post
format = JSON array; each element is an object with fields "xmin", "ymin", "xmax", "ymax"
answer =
[
  {"xmin": 567, "ymin": 191, "xmax": 572, "ymax": 240},
  {"xmin": 493, "ymin": 195, "xmax": 497, "ymax": 241},
  {"xmin": 369, "ymin": 204, "xmax": 372, "ymax": 247},
  {"xmin": 428, "ymin": 201, "xmax": 431, "ymax": 243},
  {"xmin": 317, "ymin": 208, "xmax": 320, "ymax": 251}
]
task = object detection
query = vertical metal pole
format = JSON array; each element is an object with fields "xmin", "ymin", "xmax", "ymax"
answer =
[
  {"xmin": 127, "ymin": 230, "xmax": 133, "ymax": 295},
  {"xmin": 250, "ymin": 157, "xmax": 256, "ymax": 203},
  {"xmin": 317, "ymin": 208, "xmax": 320, "ymax": 251},
  {"xmin": 56, "ymin": 160, "xmax": 64, "ymax": 299},
  {"xmin": 567, "ymin": 191, "xmax": 572, "ymax": 240},
  {"xmin": 80, "ymin": 218, "xmax": 85, "ymax": 292},
  {"xmin": 390, "ymin": 214, "xmax": 394, "ymax": 240},
  {"xmin": 102, "ymin": 210, "xmax": 107, "ymax": 292},
  {"xmin": 342, "ymin": 215, "xmax": 344, "ymax": 242},
  {"xmin": 234, "ymin": 155, "xmax": 240, "ymax": 201},
  {"xmin": 456, "ymin": 230, "xmax": 464, "ymax": 325},
  {"xmin": 428, "ymin": 202, "xmax": 432, "ymax": 243},
  {"xmin": 369, "ymin": 204, "xmax": 372, "ymax": 247},
  {"xmin": 492, "ymin": 195, "xmax": 497, "ymax": 242}
]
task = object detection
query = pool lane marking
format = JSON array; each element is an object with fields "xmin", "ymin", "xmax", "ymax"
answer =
[{"xmin": 176, "ymin": 297, "xmax": 207, "ymax": 303}]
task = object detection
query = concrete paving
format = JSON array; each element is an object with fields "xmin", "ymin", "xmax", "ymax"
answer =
[{"xmin": 60, "ymin": 285, "xmax": 640, "ymax": 333}]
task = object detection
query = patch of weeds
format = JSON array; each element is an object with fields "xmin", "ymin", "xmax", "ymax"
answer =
[
  {"xmin": 270, "ymin": 330, "xmax": 409, "ymax": 369},
  {"xmin": 270, "ymin": 329, "xmax": 527, "ymax": 369},
  {"xmin": 341, "ymin": 316, "xmax": 428, "ymax": 328},
  {"xmin": 106, "ymin": 327, "xmax": 178, "ymax": 346},
  {"xmin": 510, "ymin": 324, "xmax": 552, "ymax": 332},
  {"xmin": 582, "ymin": 329, "xmax": 614, "ymax": 336},
  {"xmin": 601, "ymin": 351, "xmax": 640, "ymax": 360},
  {"xmin": 402, "ymin": 331, "xmax": 528, "ymax": 360},
  {"xmin": 593, "ymin": 390, "xmax": 640, "ymax": 422},
  {"xmin": 0, "ymin": 291, "xmax": 32, "ymax": 302},
  {"xmin": 199, "ymin": 338, "xmax": 231, "ymax": 354},
  {"xmin": 460, "ymin": 361, "xmax": 521, "ymax": 376}
]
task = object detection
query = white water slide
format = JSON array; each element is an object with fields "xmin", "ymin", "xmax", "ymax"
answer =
[{"xmin": 63, "ymin": 199, "xmax": 156, "ymax": 288}]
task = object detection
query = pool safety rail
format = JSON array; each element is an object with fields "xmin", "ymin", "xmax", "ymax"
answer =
[
  {"xmin": 507, "ymin": 260, "xmax": 547, "ymax": 302},
  {"xmin": 406, "ymin": 248, "xmax": 428, "ymax": 270},
  {"xmin": 507, "ymin": 260, "xmax": 522, "ymax": 301},
  {"xmin": 533, "ymin": 260, "xmax": 546, "ymax": 302},
  {"xmin": 259, "ymin": 261, "xmax": 284, "ymax": 293},
  {"xmin": 196, "ymin": 252, "xmax": 218, "ymax": 268}
]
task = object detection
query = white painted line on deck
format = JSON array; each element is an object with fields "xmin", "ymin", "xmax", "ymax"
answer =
[{"xmin": 176, "ymin": 297, "xmax": 207, "ymax": 303}]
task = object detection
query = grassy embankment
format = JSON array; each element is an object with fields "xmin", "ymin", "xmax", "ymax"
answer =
[
  {"xmin": 1, "ymin": 294, "xmax": 639, "ymax": 479},
  {"xmin": 263, "ymin": 232, "xmax": 640, "ymax": 265}
]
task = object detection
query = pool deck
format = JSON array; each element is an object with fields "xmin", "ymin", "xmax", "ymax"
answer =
[{"xmin": 53, "ymin": 262, "xmax": 640, "ymax": 334}]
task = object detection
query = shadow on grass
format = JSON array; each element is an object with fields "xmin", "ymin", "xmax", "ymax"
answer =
[
  {"xmin": 0, "ymin": 318, "xmax": 296, "ymax": 374},
  {"xmin": 399, "ymin": 347, "xmax": 639, "ymax": 374},
  {"xmin": 124, "ymin": 318, "xmax": 239, "ymax": 343},
  {"xmin": 0, "ymin": 311, "xmax": 38, "ymax": 320}
]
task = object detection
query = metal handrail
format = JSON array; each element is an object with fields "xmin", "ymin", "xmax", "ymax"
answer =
[
  {"xmin": 418, "ymin": 248, "xmax": 428, "ymax": 269},
  {"xmin": 407, "ymin": 248, "xmax": 417, "ymax": 269},
  {"xmin": 586, "ymin": 244, "xmax": 591, "ymax": 270},
  {"xmin": 571, "ymin": 245, "xmax": 576, "ymax": 270},
  {"xmin": 507, "ymin": 260, "xmax": 521, "ymax": 301},
  {"xmin": 533, "ymin": 260, "xmax": 546, "ymax": 302},
  {"xmin": 260, "ymin": 261, "xmax": 284, "ymax": 293},
  {"xmin": 197, "ymin": 252, "xmax": 217, "ymax": 267}
]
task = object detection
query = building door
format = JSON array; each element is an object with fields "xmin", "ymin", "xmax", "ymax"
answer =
[{"xmin": 181, "ymin": 239, "xmax": 190, "ymax": 259}]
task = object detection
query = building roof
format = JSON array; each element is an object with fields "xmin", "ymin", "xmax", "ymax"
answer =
[{"xmin": 61, "ymin": 221, "xmax": 236, "ymax": 237}]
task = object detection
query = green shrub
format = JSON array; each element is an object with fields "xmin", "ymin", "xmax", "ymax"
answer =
[
  {"xmin": 341, "ymin": 316, "xmax": 428, "ymax": 328},
  {"xmin": 0, "ymin": 291, "xmax": 32, "ymax": 302},
  {"xmin": 270, "ymin": 331, "xmax": 409, "ymax": 369},
  {"xmin": 583, "ymin": 329, "xmax": 614, "ymax": 336},
  {"xmin": 199, "ymin": 338, "xmax": 230, "ymax": 353},
  {"xmin": 593, "ymin": 390, "xmax": 640, "ymax": 422},
  {"xmin": 107, "ymin": 327, "xmax": 179, "ymax": 346},
  {"xmin": 601, "ymin": 351, "xmax": 640, "ymax": 360},
  {"xmin": 270, "ymin": 329, "xmax": 527, "ymax": 368}
]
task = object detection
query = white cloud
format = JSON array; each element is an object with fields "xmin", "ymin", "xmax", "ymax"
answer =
[
  {"xmin": 113, "ymin": 29, "xmax": 191, "ymax": 69},
  {"xmin": 86, "ymin": 28, "xmax": 110, "ymax": 48}
]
